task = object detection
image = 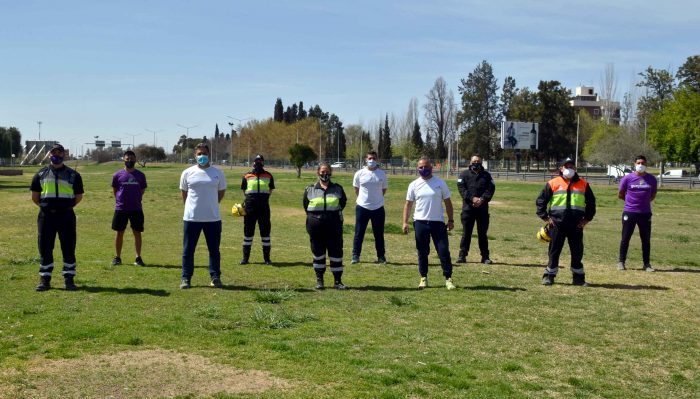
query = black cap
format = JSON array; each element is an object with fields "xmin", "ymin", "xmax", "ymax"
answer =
[
  {"xmin": 560, "ymin": 157, "xmax": 575, "ymax": 166},
  {"xmin": 254, "ymin": 154, "xmax": 264, "ymax": 162},
  {"xmin": 50, "ymin": 143, "xmax": 65, "ymax": 153}
]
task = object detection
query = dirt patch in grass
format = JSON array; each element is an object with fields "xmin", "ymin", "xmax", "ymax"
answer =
[{"xmin": 2, "ymin": 349, "xmax": 292, "ymax": 398}]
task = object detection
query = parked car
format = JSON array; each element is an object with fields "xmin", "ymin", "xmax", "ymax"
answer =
[
  {"xmin": 330, "ymin": 162, "xmax": 346, "ymax": 169},
  {"xmin": 659, "ymin": 169, "xmax": 689, "ymax": 178}
]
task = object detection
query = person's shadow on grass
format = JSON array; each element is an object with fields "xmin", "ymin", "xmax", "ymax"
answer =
[
  {"xmin": 584, "ymin": 283, "xmax": 669, "ymax": 290},
  {"xmin": 79, "ymin": 286, "xmax": 170, "ymax": 296}
]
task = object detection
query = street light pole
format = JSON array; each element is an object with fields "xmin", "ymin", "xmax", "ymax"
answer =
[
  {"xmin": 145, "ymin": 128, "xmax": 162, "ymax": 147},
  {"xmin": 126, "ymin": 133, "xmax": 140, "ymax": 149},
  {"xmin": 226, "ymin": 116, "xmax": 252, "ymax": 165},
  {"xmin": 177, "ymin": 124, "xmax": 199, "ymax": 163},
  {"xmin": 37, "ymin": 121, "xmax": 42, "ymax": 141}
]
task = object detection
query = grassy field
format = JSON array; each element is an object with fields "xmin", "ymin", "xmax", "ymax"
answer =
[{"xmin": 0, "ymin": 162, "xmax": 699, "ymax": 398}]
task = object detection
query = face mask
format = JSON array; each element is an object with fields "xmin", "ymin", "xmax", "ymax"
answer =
[
  {"xmin": 253, "ymin": 162, "xmax": 263, "ymax": 171},
  {"xmin": 196, "ymin": 155, "xmax": 209, "ymax": 166},
  {"xmin": 635, "ymin": 164, "xmax": 647, "ymax": 173},
  {"xmin": 367, "ymin": 160, "xmax": 377, "ymax": 168},
  {"xmin": 125, "ymin": 160, "xmax": 136, "ymax": 169},
  {"xmin": 562, "ymin": 168, "xmax": 575, "ymax": 179},
  {"xmin": 418, "ymin": 167, "xmax": 432, "ymax": 177},
  {"xmin": 319, "ymin": 173, "xmax": 331, "ymax": 182},
  {"xmin": 50, "ymin": 155, "xmax": 63, "ymax": 165},
  {"xmin": 469, "ymin": 163, "xmax": 482, "ymax": 172}
]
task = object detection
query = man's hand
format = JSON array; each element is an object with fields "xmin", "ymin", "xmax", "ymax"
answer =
[
  {"xmin": 446, "ymin": 221, "xmax": 454, "ymax": 231},
  {"xmin": 545, "ymin": 217, "xmax": 554, "ymax": 227},
  {"xmin": 472, "ymin": 197, "xmax": 483, "ymax": 208},
  {"xmin": 577, "ymin": 219, "xmax": 589, "ymax": 229},
  {"xmin": 402, "ymin": 222, "xmax": 410, "ymax": 234}
]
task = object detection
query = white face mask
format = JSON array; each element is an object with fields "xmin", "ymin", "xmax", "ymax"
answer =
[
  {"xmin": 562, "ymin": 168, "xmax": 575, "ymax": 179},
  {"xmin": 367, "ymin": 159, "xmax": 377, "ymax": 168},
  {"xmin": 635, "ymin": 164, "xmax": 647, "ymax": 173}
]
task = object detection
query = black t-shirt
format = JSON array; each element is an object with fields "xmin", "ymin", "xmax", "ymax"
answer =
[{"xmin": 30, "ymin": 165, "xmax": 84, "ymax": 210}]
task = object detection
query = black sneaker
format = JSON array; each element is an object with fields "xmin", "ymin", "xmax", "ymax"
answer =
[
  {"xmin": 210, "ymin": 277, "xmax": 223, "ymax": 288},
  {"xmin": 35, "ymin": 276, "xmax": 51, "ymax": 292},
  {"xmin": 111, "ymin": 256, "xmax": 122, "ymax": 266},
  {"xmin": 239, "ymin": 259, "xmax": 249, "ymax": 265},
  {"xmin": 377, "ymin": 256, "xmax": 387, "ymax": 265},
  {"xmin": 481, "ymin": 258, "xmax": 493, "ymax": 265},
  {"xmin": 572, "ymin": 273, "xmax": 587, "ymax": 286},
  {"xmin": 315, "ymin": 278, "xmax": 324, "ymax": 290},
  {"xmin": 180, "ymin": 278, "xmax": 191, "ymax": 289},
  {"xmin": 64, "ymin": 276, "xmax": 77, "ymax": 291},
  {"xmin": 134, "ymin": 256, "xmax": 145, "ymax": 266},
  {"xmin": 455, "ymin": 257, "xmax": 467, "ymax": 264},
  {"xmin": 334, "ymin": 282, "xmax": 347, "ymax": 290},
  {"xmin": 264, "ymin": 260, "xmax": 273, "ymax": 265}
]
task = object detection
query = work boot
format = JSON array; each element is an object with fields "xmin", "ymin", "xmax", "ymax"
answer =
[
  {"xmin": 315, "ymin": 277, "xmax": 324, "ymax": 290},
  {"xmin": 334, "ymin": 281, "xmax": 347, "ymax": 290},
  {"xmin": 541, "ymin": 273, "xmax": 555, "ymax": 286},
  {"xmin": 35, "ymin": 276, "xmax": 51, "ymax": 292},
  {"xmin": 240, "ymin": 246, "xmax": 251, "ymax": 265},
  {"xmin": 351, "ymin": 255, "xmax": 360, "ymax": 264},
  {"xmin": 455, "ymin": 257, "xmax": 467, "ymax": 264},
  {"xmin": 263, "ymin": 246, "xmax": 272, "ymax": 265},
  {"xmin": 64, "ymin": 275, "xmax": 77, "ymax": 291}
]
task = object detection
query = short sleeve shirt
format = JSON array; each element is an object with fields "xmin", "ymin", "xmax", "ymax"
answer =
[
  {"xmin": 112, "ymin": 169, "xmax": 147, "ymax": 211},
  {"xmin": 406, "ymin": 176, "xmax": 451, "ymax": 222},
  {"xmin": 619, "ymin": 173, "xmax": 657, "ymax": 213},
  {"xmin": 179, "ymin": 165, "xmax": 227, "ymax": 222},
  {"xmin": 353, "ymin": 167, "xmax": 388, "ymax": 210}
]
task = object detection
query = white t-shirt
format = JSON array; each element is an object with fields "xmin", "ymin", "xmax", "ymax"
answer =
[
  {"xmin": 406, "ymin": 176, "xmax": 451, "ymax": 222},
  {"xmin": 180, "ymin": 165, "xmax": 227, "ymax": 222},
  {"xmin": 353, "ymin": 167, "xmax": 388, "ymax": 210}
]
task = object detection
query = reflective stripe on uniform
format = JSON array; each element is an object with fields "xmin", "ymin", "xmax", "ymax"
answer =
[{"xmin": 313, "ymin": 263, "xmax": 326, "ymax": 269}]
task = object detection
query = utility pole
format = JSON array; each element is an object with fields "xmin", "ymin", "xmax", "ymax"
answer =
[
  {"xmin": 575, "ymin": 112, "xmax": 580, "ymax": 168},
  {"xmin": 126, "ymin": 133, "xmax": 140, "ymax": 149},
  {"xmin": 37, "ymin": 121, "xmax": 42, "ymax": 141},
  {"xmin": 145, "ymin": 128, "xmax": 162, "ymax": 147},
  {"xmin": 177, "ymin": 124, "xmax": 199, "ymax": 163},
  {"xmin": 226, "ymin": 116, "xmax": 252, "ymax": 165}
]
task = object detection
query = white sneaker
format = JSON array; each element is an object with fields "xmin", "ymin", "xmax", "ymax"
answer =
[
  {"xmin": 617, "ymin": 262, "xmax": 626, "ymax": 271},
  {"xmin": 418, "ymin": 277, "xmax": 428, "ymax": 289},
  {"xmin": 445, "ymin": 278, "xmax": 456, "ymax": 290},
  {"xmin": 643, "ymin": 264, "xmax": 655, "ymax": 272}
]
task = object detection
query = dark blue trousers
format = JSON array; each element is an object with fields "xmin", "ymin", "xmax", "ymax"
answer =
[
  {"xmin": 182, "ymin": 220, "xmax": 222, "ymax": 279},
  {"xmin": 352, "ymin": 205, "xmax": 385, "ymax": 258},
  {"xmin": 413, "ymin": 220, "xmax": 452, "ymax": 278}
]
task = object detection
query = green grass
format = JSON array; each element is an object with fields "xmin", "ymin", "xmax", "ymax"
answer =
[{"xmin": 0, "ymin": 161, "xmax": 699, "ymax": 398}]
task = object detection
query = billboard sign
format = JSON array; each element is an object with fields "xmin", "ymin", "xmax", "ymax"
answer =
[{"xmin": 501, "ymin": 121, "xmax": 538, "ymax": 150}]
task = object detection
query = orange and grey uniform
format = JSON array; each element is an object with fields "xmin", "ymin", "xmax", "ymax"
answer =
[
  {"xmin": 240, "ymin": 169, "xmax": 275, "ymax": 261},
  {"xmin": 303, "ymin": 182, "xmax": 347, "ymax": 278},
  {"xmin": 536, "ymin": 174, "xmax": 596, "ymax": 279},
  {"xmin": 30, "ymin": 165, "xmax": 84, "ymax": 278}
]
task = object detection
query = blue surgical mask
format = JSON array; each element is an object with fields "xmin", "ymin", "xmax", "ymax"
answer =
[
  {"xmin": 50, "ymin": 155, "xmax": 63, "ymax": 165},
  {"xmin": 367, "ymin": 159, "xmax": 377, "ymax": 168},
  {"xmin": 196, "ymin": 155, "xmax": 209, "ymax": 166}
]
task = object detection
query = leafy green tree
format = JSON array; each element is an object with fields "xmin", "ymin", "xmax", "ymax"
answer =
[
  {"xmin": 457, "ymin": 60, "xmax": 499, "ymax": 158},
  {"xmin": 0, "ymin": 126, "xmax": 22, "ymax": 158},
  {"xmin": 636, "ymin": 67, "xmax": 676, "ymax": 120},
  {"xmin": 133, "ymin": 144, "xmax": 167, "ymax": 166},
  {"xmin": 500, "ymin": 76, "xmax": 517, "ymax": 120},
  {"xmin": 274, "ymin": 98, "xmax": 284, "ymax": 122},
  {"xmin": 298, "ymin": 101, "xmax": 307, "ymax": 119},
  {"xmin": 289, "ymin": 143, "xmax": 317, "ymax": 178},
  {"xmin": 648, "ymin": 88, "xmax": 700, "ymax": 172},
  {"xmin": 382, "ymin": 114, "xmax": 392, "ymax": 160},
  {"xmin": 677, "ymin": 55, "xmax": 700, "ymax": 92},
  {"xmin": 537, "ymin": 80, "xmax": 576, "ymax": 162},
  {"xmin": 585, "ymin": 127, "xmax": 660, "ymax": 168}
]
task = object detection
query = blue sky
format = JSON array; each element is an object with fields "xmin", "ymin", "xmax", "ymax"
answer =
[{"xmin": 1, "ymin": 0, "xmax": 698, "ymax": 153}]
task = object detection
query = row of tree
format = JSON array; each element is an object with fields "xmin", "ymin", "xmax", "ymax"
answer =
[{"xmin": 0, "ymin": 126, "xmax": 22, "ymax": 159}]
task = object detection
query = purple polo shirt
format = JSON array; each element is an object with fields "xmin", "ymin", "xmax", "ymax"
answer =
[
  {"xmin": 112, "ymin": 169, "xmax": 147, "ymax": 211},
  {"xmin": 619, "ymin": 173, "xmax": 657, "ymax": 213}
]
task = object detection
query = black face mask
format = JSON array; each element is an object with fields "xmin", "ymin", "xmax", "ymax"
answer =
[
  {"xmin": 125, "ymin": 160, "xmax": 136, "ymax": 169},
  {"xmin": 253, "ymin": 162, "xmax": 263, "ymax": 172},
  {"xmin": 319, "ymin": 173, "xmax": 331, "ymax": 182},
  {"xmin": 469, "ymin": 163, "xmax": 482, "ymax": 172}
]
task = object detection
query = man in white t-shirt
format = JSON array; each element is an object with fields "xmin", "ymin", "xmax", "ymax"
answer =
[
  {"xmin": 179, "ymin": 143, "xmax": 227, "ymax": 289},
  {"xmin": 402, "ymin": 157, "xmax": 456, "ymax": 290},
  {"xmin": 351, "ymin": 150, "xmax": 388, "ymax": 264}
]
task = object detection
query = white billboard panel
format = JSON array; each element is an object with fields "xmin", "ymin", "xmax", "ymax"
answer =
[{"xmin": 500, "ymin": 121, "xmax": 538, "ymax": 150}]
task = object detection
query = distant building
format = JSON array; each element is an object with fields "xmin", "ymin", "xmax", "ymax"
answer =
[{"xmin": 569, "ymin": 86, "xmax": 620, "ymax": 124}]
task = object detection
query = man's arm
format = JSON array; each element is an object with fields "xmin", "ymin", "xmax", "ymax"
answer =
[
  {"xmin": 402, "ymin": 200, "xmax": 413, "ymax": 234},
  {"xmin": 181, "ymin": 190, "xmax": 187, "ymax": 204},
  {"xmin": 444, "ymin": 198, "xmax": 454, "ymax": 231},
  {"xmin": 73, "ymin": 194, "xmax": 83, "ymax": 206},
  {"xmin": 31, "ymin": 191, "xmax": 40, "ymax": 206},
  {"xmin": 617, "ymin": 190, "xmax": 626, "ymax": 200},
  {"xmin": 218, "ymin": 190, "xmax": 226, "ymax": 203},
  {"xmin": 354, "ymin": 187, "xmax": 359, "ymax": 196}
]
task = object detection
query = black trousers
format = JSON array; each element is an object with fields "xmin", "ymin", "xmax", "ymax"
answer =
[
  {"xmin": 306, "ymin": 214, "xmax": 343, "ymax": 277},
  {"xmin": 545, "ymin": 221, "xmax": 584, "ymax": 276},
  {"xmin": 459, "ymin": 211, "xmax": 490, "ymax": 259},
  {"xmin": 37, "ymin": 209, "xmax": 77, "ymax": 277},
  {"xmin": 619, "ymin": 212, "xmax": 652, "ymax": 264},
  {"xmin": 243, "ymin": 203, "xmax": 271, "ymax": 249}
]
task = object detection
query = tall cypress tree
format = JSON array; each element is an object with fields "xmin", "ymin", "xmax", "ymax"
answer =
[
  {"xmin": 383, "ymin": 114, "xmax": 392, "ymax": 160},
  {"xmin": 298, "ymin": 101, "xmax": 307, "ymax": 119},
  {"xmin": 274, "ymin": 98, "xmax": 284, "ymax": 122},
  {"xmin": 411, "ymin": 120, "xmax": 423, "ymax": 150}
]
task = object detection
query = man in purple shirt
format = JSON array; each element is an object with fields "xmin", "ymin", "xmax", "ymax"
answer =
[
  {"xmin": 617, "ymin": 155, "xmax": 657, "ymax": 271},
  {"xmin": 111, "ymin": 150, "xmax": 148, "ymax": 266}
]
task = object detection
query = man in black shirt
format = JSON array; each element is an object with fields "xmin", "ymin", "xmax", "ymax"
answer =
[
  {"xmin": 456, "ymin": 154, "xmax": 495, "ymax": 264},
  {"xmin": 30, "ymin": 144, "xmax": 84, "ymax": 291}
]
